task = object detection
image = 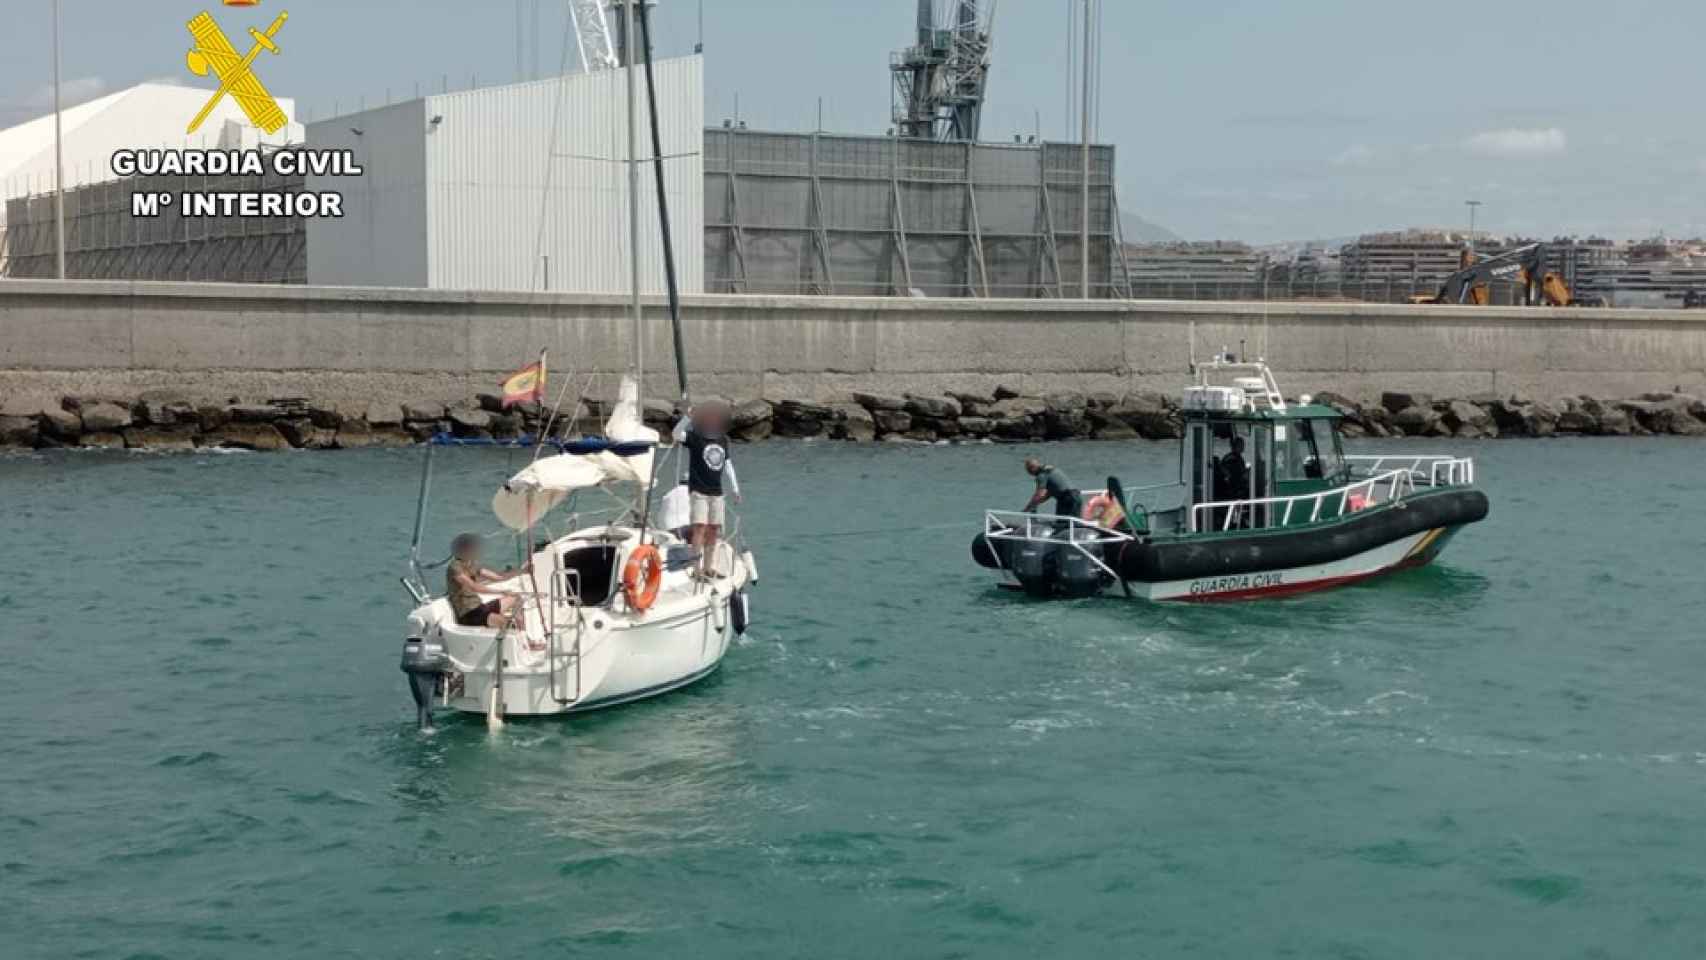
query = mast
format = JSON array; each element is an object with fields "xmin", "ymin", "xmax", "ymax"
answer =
[
  {"xmin": 623, "ymin": 0, "xmax": 642, "ymax": 383},
  {"xmin": 637, "ymin": 0, "xmax": 689, "ymax": 401}
]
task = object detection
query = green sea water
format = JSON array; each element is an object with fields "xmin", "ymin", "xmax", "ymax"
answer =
[{"xmin": 3, "ymin": 438, "xmax": 1705, "ymax": 959}]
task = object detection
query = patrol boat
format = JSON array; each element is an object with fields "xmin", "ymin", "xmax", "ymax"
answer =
[{"xmin": 972, "ymin": 357, "xmax": 1489, "ymax": 601}]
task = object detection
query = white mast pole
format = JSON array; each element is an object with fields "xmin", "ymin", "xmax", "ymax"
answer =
[
  {"xmin": 53, "ymin": 0, "xmax": 67, "ymax": 280},
  {"xmin": 625, "ymin": 0, "xmax": 642, "ymax": 385}
]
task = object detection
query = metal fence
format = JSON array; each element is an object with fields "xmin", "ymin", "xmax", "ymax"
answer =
[
  {"xmin": 1, "ymin": 169, "xmax": 307, "ymax": 284},
  {"xmin": 704, "ymin": 128, "xmax": 1125, "ymax": 298},
  {"xmin": 1127, "ymin": 274, "xmax": 1443, "ymax": 304}
]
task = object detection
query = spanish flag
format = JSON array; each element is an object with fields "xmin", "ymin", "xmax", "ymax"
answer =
[{"xmin": 500, "ymin": 353, "xmax": 547, "ymax": 408}]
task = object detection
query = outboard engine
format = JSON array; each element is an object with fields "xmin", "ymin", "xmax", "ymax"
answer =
[
  {"xmin": 400, "ymin": 631, "xmax": 449, "ymax": 732},
  {"xmin": 1009, "ymin": 533, "xmax": 1059, "ymax": 598},
  {"xmin": 1010, "ymin": 525, "xmax": 1107, "ymax": 599},
  {"xmin": 1051, "ymin": 527, "xmax": 1107, "ymax": 599}
]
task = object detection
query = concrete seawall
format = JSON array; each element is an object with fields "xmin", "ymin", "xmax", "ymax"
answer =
[{"xmin": 3, "ymin": 280, "xmax": 1705, "ymax": 409}]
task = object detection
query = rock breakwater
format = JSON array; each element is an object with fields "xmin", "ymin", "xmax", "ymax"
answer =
[{"xmin": 3, "ymin": 386, "xmax": 1704, "ymax": 452}]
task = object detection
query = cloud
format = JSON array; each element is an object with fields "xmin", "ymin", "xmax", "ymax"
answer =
[
  {"xmin": 0, "ymin": 76, "xmax": 107, "ymax": 127},
  {"xmin": 21, "ymin": 75, "xmax": 107, "ymax": 110},
  {"xmin": 1330, "ymin": 144, "xmax": 1375, "ymax": 167},
  {"xmin": 1463, "ymin": 127, "xmax": 1567, "ymax": 158}
]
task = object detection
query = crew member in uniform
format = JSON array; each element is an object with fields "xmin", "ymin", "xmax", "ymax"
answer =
[
  {"xmin": 1022, "ymin": 457, "xmax": 1082, "ymax": 517},
  {"xmin": 673, "ymin": 402, "xmax": 742, "ymax": 576}
]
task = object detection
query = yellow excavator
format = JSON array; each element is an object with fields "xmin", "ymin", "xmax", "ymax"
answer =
[{"xmin": 1410, "ymin": 242, "xmax": 1597, "ymax": 306}]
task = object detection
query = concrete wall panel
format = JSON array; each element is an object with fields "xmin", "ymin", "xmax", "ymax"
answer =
[{"xmin": 4, "ymin": 282, "xmax": 1706, "ymax": 408}]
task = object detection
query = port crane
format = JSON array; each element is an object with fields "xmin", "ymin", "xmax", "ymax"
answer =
[
  {"xmin": 891, "ymin": 1, "xmax": 997, "ymax": 140},
  {"xmin": 569, "ymin": 0, "xmax": 620, "ymax": 72}
]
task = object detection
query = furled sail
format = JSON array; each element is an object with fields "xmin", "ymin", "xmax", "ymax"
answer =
[{"xmin": 491, "ymin": 378, "xmax": 657, "ymax": 530}]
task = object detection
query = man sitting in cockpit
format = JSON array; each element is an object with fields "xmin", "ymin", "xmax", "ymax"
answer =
[{"xmin": 1215, "ymin": 436, "xmax": 1250, "ymax": 500}]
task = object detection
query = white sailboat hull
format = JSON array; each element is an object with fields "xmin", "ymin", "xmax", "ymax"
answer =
[{"xmin": 410, "ymin": 532, "xmax": 753, "ymax": 720}]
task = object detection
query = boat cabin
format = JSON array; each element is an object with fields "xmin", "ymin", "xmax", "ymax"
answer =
[{"xmin": 1176, "ymin": 361, "xmax": 1350, "ymax": 532}]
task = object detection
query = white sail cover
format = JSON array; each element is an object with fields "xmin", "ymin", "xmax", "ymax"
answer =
[{"xmin": 491, "ymin": 378, "xmax": 660, "ymax": 530}]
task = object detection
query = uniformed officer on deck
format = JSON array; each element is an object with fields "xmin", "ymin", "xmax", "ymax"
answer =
[{"xmin": 1022, "ymin": 457, "xmax": 1083, "ymax": 517}]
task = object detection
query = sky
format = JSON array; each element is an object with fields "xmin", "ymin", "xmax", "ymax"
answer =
[{"xmin": 2, "ymin": 0, "xmax": 1702, "ymax": 244}]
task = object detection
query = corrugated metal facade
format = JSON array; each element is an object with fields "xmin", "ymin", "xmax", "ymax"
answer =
[
  {"xmin": 305, "ymin": 57, "xmax": 704, "ymax": 294},
  {"xmin": 704, "ymin": 130, "xmax": 1121, "ymax": 298}
]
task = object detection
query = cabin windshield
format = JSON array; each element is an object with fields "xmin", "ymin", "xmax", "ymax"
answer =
[{"xmin": 1275, "ymin": 418, "xmax": 1345, "ymax": 483}]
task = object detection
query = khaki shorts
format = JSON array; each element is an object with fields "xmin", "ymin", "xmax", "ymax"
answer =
[{"xmin": 690, "ymin": 491, "xmax": 726, "ymax": 526}]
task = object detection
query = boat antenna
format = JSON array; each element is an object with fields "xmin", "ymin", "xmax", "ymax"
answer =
[{"xmin": 1187, "ymin": 319, "xmax": 1196, "ymax": 374}]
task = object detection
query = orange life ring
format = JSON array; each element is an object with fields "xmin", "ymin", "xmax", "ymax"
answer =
[
  {"xmin": 622, "ymin": 544, "xmax": 664, "ymax": 612},
  {"xmin": 1082, "ymin": 493, "xmax": 1126, "ymax": 528}
]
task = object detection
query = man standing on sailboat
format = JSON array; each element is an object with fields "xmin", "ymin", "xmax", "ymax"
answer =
[{"xmin": 674, "ymin": 402, "xmax": 741, "ymax": 577}]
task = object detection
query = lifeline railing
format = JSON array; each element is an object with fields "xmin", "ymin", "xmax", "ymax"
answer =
[
  {"xmin": 1187, "ymin": 468, "xmax": 1416, "ymax": 534},
  {"xmin": 1344, "ymin": 454, "xmax": 1475, "ymax": 488},
  {"xmin": 982, "ymin": 509, "xmax": 1135, "ymax": 581}
]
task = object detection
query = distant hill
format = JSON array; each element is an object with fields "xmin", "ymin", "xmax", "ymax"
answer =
[{"xmin": 1120, "ymin": 213, "xmax": 1182, "ymax": 244}]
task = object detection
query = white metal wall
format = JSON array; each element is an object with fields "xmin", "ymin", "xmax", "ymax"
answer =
[
  {"xmin": 1, "ymin": 84, "xmax": 303, "ymax": 202},
  {"xmin": 305, "ymin": 101, "xmax": 431, "ymax": 288},
  {"xmin": 424, "ymin": 56, "xmax": 703, "ymax": 294}
]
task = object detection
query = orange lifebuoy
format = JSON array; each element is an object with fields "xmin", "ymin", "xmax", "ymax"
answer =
[
  {"xmin": 622, "ymin": 544, "xmax": 664, "ymax": 612},
  {"xmin": 1082, "ymin": 492, "xmax": 1126, "ymax": 528}
]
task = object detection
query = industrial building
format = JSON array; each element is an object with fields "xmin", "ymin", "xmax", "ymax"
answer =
[
  {"xmin": 0, "ymin": 82, "xmax": 305, "ymax": 282},
  {"xmin": 0, "ymin": 82, "xmax": 304, "ymax": 198},
  {"xmin": 1122, "ymin": 242, "xmax": 1268, "ymax": 300},
  {"xmin": 0, "ymin": 67, "xmax": 1119, "ymax": 297},
  {"xmin": 305, "ymin": 56, "xmax": 702, "ymax": 293},
  {"xmin": 0, "ymin": 0, "xmax": 1133, "ymax": 298},
  {"xmin": 705, "ymin": 129, "xmax": 1123, "ymax": 297}
]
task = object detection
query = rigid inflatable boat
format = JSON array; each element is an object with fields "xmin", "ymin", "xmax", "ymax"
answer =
[{"xmin": 972, "ymin": 358, "xmax": 1489, "ymax": 601}]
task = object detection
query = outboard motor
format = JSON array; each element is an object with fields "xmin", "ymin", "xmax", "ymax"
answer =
[
  {"xmin": 1010, "ymin": 524, "xmax": 1106, "ymax": 599},
  {"xmin": 1009, "ymin": 532, "xmax": 1059, "ymax": 598},
  {"xmin": 1050, "ymin": 526, "xmax": 1107, "ymax": 599},
  {"xmin": 400, "ymin": 632, "xmax": 449, "ymax": 732}
]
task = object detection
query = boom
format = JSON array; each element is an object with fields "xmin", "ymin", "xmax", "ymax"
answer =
[
  {"xmin": 1417, "ymin": 242, "xmax": 1597, "ymax": 307},
  {"xmin": 569, "ymin": 0, "xmax": 619, "ymax": 72},
  {"xmin": 891, "ymin": 0, "xmax": 997, "ymax": 141}
]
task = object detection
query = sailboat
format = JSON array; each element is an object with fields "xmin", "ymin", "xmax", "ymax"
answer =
[{"xmin": 396, "ymin": 2, "xmax": 756, "ymax": 729}]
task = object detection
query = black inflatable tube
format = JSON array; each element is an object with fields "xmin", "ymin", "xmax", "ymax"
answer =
[
  {"xmin": 1113, "ymin": 488, "xmax": 1488, "ymax": 583},
  {"xmin": 971, "ymin": 531, "xmax": 1010, "ymax": 570}
]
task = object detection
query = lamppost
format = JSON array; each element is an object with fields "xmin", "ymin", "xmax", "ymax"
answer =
[
  {"xmin": 53, "ymin": 0, "xmax": 66, "ymax": 279},
  {"xmin": 1079, "ymin": 0, "xmax": 1092, "ymax": 299}
]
